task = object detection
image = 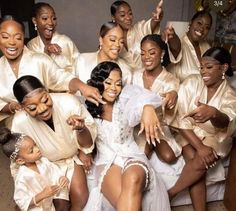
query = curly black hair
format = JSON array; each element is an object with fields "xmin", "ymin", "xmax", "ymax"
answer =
[{"xmin": 85, "ymin": 61, "xmax": 122, "ymax": 118}]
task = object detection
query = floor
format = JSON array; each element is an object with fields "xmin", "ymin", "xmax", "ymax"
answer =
[{"xmin": 0, "ymin": 147, "xmax": 228, "ymax": 211}]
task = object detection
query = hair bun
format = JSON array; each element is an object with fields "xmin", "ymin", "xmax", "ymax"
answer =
[{"xmin": 0, "ymin": 128, "xmax": 12, "ymax": 145}]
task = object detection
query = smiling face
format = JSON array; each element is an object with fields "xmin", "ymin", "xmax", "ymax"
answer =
[
  {"xmin": 188, "ymin": 14, "xmax": 211, "ymax": 43},
  {"xmin": 17, "ymin": 136, "xmax": 42, "ymax": 165},
  {"xmin": 22, "ymin": 88, "xmax": 53, "ymax": 121},
  {"xmin": 112, "ymin": 3, "xmax": 133, "ymax": 30},
  {"xmin": 102, "ymin": 69, "xmax": 122, "ymax": 103},
  {"xmin": 99, "ymin": 25, "xmax": 124, "ymax": 61},
  {"xmin": 141, "ymin": 40, "xmax": 163, "ymax": 72},
  {"xmin": 200, "ymin": 56, "xmax": 227, "ymax": 88},
  {"xmin": 0, "ymin": 20, "xmax": 24, "ymax": 61},
  {"xmin": 32, "ymin": 5, "xmax": 57, "ymax": 41}
]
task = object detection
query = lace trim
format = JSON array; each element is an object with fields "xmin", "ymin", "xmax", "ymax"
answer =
[{"xmin": 123, "ymin": 159, "xmax": 150, "ymax": 190}]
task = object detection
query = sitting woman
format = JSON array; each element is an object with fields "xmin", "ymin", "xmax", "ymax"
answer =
[
  {"xmin": 84, "ymin": 61, "xmax": 170, "ymax": 211},
  {"xmin": 169, "ymin": 47, "xmax": 236, "ymax": 210},
  {"xmin": 0, "ymin": 128, "xmax": 69, "ymax": 211},
  {"xmin": 28, "ymin": 2, "xmax": 79, "ymax": 74},
  {"xmin": 133, "ymin": 34, "xmax": 181, "ymax": 163},
  {"xmin": 11, "ymin": 75, "xmax": 97, "ymax": 211},
  {"xmin": 75, "ymin": 21, "xmax": 132, "ymax": 85}
]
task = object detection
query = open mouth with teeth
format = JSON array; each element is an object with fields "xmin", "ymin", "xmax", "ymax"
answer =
[
  {"xmin": 44, "ymin": 28, "xmax": 54, "ymax": 37},
  {"xmin": 6, "ymin": 48, "xmax": 17, "ymax": 56}
]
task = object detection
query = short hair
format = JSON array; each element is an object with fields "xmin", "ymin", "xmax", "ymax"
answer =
[
  {"xmin": 202, "ymin": 47, "xmax": 233, "ymax": 76},
  {"xmin": 110, "ymin": 0, "xmax": 130, "ymax": 16},
  {"xmin": 141, "ymin": 34, "xmax": 170, "ymax": 67},
  {"xmin": 85, "ymin": 61, "xmax": 122, "ymax": 118},
  {"xmin": 13, "ymin": 75, "xmax": 45, "ymax": 103}
]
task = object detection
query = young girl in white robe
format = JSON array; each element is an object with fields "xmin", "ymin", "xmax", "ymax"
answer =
[{"xmin": 0, "ymin": 128, "xmax": 69, "ymax": 211}]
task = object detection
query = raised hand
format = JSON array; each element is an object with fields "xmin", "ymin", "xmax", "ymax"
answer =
[
  {"xmin": 161, "ymin": 23, "xmax": 175, "ymax": 43},
  {"xmin": 67, "ymin": 115, "xmax": 85, "ymax": 130},
  {"xmin": 152, "ymin": 0, "xmax": 164, "ymax": 22}
]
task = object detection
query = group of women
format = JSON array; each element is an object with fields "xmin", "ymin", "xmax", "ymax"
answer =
[{"xmin": 0, "ymin": 1, "xmax": 236, "ymax": 211}]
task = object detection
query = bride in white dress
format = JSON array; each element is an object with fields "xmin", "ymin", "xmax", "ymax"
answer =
[{"xmin": 83, "ymin": 61, "xmax": 170, "ymax": 211}]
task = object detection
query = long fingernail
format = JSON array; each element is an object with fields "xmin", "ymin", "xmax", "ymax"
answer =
[
  {"xmin": 152, "ymin": 141, "xmax": 156, "ymax": 147},
  {"xmin": 146, "ymin": 139, "xmax": 150, "ymax": 144}
]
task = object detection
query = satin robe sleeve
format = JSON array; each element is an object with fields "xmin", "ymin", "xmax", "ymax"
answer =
[
  {"xmin": 65, "ymin": 94, "xmax": 97, "ymax": 154},
  {"xmin": 33, "ymin": 53, "xmax": 74, "ymax": 91},
  {"xmin": 14, "ymin": 179, "xmax": 33, "ymax": 211},
  {"xmin": 119, "ymin": 85, "xmax": 162, "ymax": 127},
  {"xmin": 172, "ymin": 75, "xmax": 200, "ymax": 129}
]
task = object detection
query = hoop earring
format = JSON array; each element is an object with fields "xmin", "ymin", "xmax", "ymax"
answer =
[
  {"xmin": 222, "ymin": 72, "xmax": 225, "ymax": 80},
  {"xmin": 34, "ymin": 24, "xmax": 37, "ymax": 31}
]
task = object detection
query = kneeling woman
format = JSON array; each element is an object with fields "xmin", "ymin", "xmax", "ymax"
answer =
[
  {"xmin": 84, "ymin": 61, "xmax": 170, "ymax": 211},
  {"xmin": 11, "ymin": 75, "xmax": 97, "ymax": 211}
]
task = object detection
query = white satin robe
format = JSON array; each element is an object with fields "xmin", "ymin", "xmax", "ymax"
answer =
[
  {"xmin": 14, "ymin": 157, "xmax": 67, "ymax": 211},
  {"xmin": 174, "ymin": 75, "xmax": 236, "ymax": 157},
  {"xmin": 27, "ymin": 32, "xmax": 79, "ymax": 74},
  {"xmin": 132, "ymin": 68, "xmax": 181, "ymax": 156},
  {"xmin": 167, "ymin": 35, "xmax": 210, "ymax": 82}
]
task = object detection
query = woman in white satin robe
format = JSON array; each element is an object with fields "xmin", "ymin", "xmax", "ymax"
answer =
[
  {"xmin": 168, "ymin": 47, "xmax": 236, "ymax": 210},
  {"xmin": 28, "ymin": 2, "xmax": 79, "ymax": 74},
  {"xmin": 11, "ymin": 75, "xmax": 97, "ymax": 210},
  {"xmin": 84, "ymin": 61, "xmax": 170, "ymax": 211},
  {"xmin": 110, "ymin": 0, "xmax": 163, "ymax": 70},
  {"xmin": 0, "ymin": 16, "xmax": 103, "ymax": 128},
  {"xmin": 75, "ymin": 22, "xmax": 132, "ymax": 85},
  {"xmin": 133, "ymin": 34, "xmax": 181, "ymax": 165},
  {"xmin": 167, "ymin": 11, "xmax": 212, "ymax": 82}
]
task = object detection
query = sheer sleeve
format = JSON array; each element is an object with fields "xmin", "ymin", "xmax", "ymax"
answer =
[{"xmin": 119, "ymin": 85, "xmax": 162, "ymax": 127}]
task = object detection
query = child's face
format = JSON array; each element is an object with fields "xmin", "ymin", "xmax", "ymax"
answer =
[{"xmin": 18, "ymin": 136, "xmax": 42, "ymax": 164}]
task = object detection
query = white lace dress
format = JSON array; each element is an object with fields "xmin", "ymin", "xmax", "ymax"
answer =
[{"xmin": 84, "ymin": 85, "xmax": 171, "ymax": 211}]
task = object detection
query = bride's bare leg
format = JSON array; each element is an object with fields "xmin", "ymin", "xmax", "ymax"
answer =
[
  {"xmin": 101, "ymin": 165, "xmax": 122, "ymax": 208},
  {"xmin": 117, "ymin": 163, "xmax": 146, "ymax": 211}
]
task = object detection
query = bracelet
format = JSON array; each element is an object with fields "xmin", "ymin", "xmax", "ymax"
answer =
[
  {"xmin": 33, "ymin": 196, "xmax": 40, "ymax": 206},
  {"xmin": 8, "ymin": 102, "xmax": 15, "ymax": 114}
]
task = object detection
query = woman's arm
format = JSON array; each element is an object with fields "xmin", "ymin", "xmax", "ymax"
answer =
[{"xmin": 150, "ymin": 0, "xmax": 163, "ymax": 33}]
